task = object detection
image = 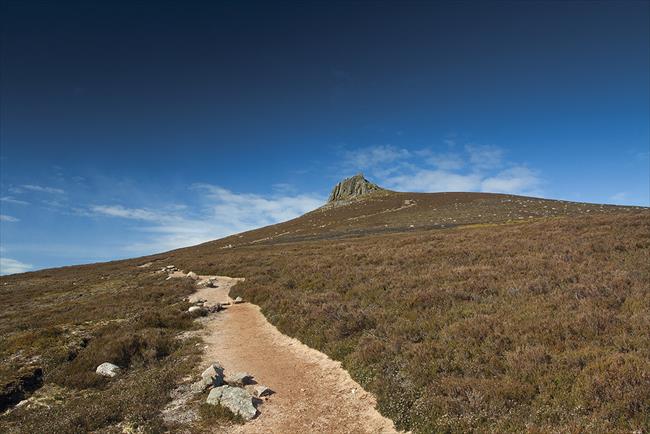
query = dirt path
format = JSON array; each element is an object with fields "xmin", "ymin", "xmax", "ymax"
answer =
[{"xmin": 189, "ymin": 275, "xmax": 399, "ymax": 434}]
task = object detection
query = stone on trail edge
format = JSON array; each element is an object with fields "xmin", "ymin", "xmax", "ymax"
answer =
[
  {"xmin": 202, "ymin": 363, "xmax": 225, "ymax": 384},
  {"xmin": 225, "ymin": 371, "xmax": 254, "ymax": 387},
  {"xmin": 245, "ymin": 384, "xmax": 274, "ymax": 398},
  {"xmin": 188, "ymin": 306, "xmax": 206, "ymax": 314},
  {"xmin": 206, "ymin": 385, "xmax": 257, "ymax": 421},
  {"xmin": 191, "ymin": 362, "xmax": 225, "ymax": 394}
]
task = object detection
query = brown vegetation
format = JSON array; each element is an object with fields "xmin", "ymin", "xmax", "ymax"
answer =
[
  {"xmin": 0, "ymin": 264, "xmax": 202, "ymax": 432},
  {"xmin": 1, "ymin": 191, "xmax": 648, "ymax": 433},
  {"xmin": 170, "ymin": 210, "xmax": 650, "ymax": 433},
  {"xmin": 203, "ymin": 191, "xmax": 642, "ymax": 248},
  {"xmin": 199, "ymin": 402, "xmax": 245, "ymax": 425}
]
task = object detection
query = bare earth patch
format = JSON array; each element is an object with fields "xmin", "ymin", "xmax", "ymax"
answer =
[{"xmin": 191, "ymin": 275, "xmax": 399, "ymax": 433}]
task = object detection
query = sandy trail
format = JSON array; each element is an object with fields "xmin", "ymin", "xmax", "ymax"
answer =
[{"xmin": 188, "ymin": 275, "xmax": 398, "ymax": 434}]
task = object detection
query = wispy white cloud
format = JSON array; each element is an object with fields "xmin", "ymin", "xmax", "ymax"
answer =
[
  {"xmin": 610, "ymin": 192, "xmax": 630, "ymax": 203},
  {"xmin": 634, "ymin": 151, "xmax": 649, "ymax": 161},
  {"xmin": 89, "ymin": 185, "xmax": 324, "ymax": 255},
  {"xmin": 607, "ymin": 191, "xmax": 648, "ymax": 206},
  {"xmin": 19, "ymin": 184, "xmax": 66, "ymax": 194},
  {"xmin": 416, "ymin": 150, "xmax": 465, "ymax": 170},
  {"xmin": 0, "ymin": 196, "xmax": 30, "ymax": 205},
  {"xmin": 193, "ymin": 183, "xmax": 323, "ymax": 227},
  {"xmin": 341, "ymin": 142, "xmax": 543, "ymax": 196},
  {"xmin": 0, "ymin": 214, "xmax": 19, "ymax": 222},
  {"xmin": 0, "ymin": 257, "xmax": 33, "ymax": 275},
  {"xmin": 481, "ymin": 166, "xmax": 542, "ymax": 195},
  {"xmin": 271, "ymin": 183, "xmax": 296, "ymax": 194},
  {"xmin": 343, "ymin": 145, "xmax": 411, "ymax": 170},
  {"xmin": 91, "ymin": 205, "xmax": 167, "ymax": 222},
  {"xmin": 385, "ymin": 170, "xmax": 481, "ymax": 192},
  {"xmin": 465, "ymin": 144, "xmax": 504, "ymax": 169}
]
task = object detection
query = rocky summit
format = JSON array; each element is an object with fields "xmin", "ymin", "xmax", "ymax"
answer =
[{"xmin": 327, "ymin": 173, "xmax": 385, "ymax": 203}]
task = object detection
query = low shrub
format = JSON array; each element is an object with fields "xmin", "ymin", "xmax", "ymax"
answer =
[{"xmin": 198, "ymin": 402, "xmax": 245, "ymax": 425}]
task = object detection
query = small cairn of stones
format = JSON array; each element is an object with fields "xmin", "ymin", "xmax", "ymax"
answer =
[{"xmin": 193, "ymin": 362, "xmax": 273, "ymax": 421}]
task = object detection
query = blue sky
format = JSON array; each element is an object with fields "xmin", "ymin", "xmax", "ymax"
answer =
[{"xmin": 1, "ymin": 1, "xmax": 649, "ymax": 274}]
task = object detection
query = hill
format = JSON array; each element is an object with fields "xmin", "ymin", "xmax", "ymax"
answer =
[
  {"xmin": 1, "ymin": 177, "xmax": 648, "ymax": 433},
  {"xmin": 199, "ymin": 173, "xmax": 640, "ymax": 248}
]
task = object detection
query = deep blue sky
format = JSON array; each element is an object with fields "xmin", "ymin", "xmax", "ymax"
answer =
[{"xmin": 1, "ymin": 0, "xmax": 649, "ymax": 273}]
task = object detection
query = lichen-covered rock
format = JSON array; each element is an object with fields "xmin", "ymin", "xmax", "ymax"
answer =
[
  {"xmin": 191, "ymin": 363, "xmax": 225, "ymax": 394},
  {"xmin": 96, "ymin": 362, "xmax": 121, "ymax": 377},
  {"xmin": 225, "ymin": 371, "xmax": 253, "ymax": 386},
  {"xmin": 206, "ymin": 385, "xmax": 257, "ymax": 420},
  {"xmin": 188, "ymin": 306, "xmax": 207, "ymax": 315},
  {"xmin": 202, "ymin": 363, "xmax": 224, "ymax": 385},
  {"xmin": 190, "ymin": 379, "xmax": 208, "ymax": 394},
  {"xmin": 245, "ymin": 384, "xmax": 274, "ymax": 397}
]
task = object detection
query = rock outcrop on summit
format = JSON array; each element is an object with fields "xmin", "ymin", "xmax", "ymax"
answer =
[{"xmin": 327, "ymin": 173, "xmax": 385, "ymax": 203}]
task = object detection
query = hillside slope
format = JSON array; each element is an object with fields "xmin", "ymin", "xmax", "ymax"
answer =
[
  {"xmin": 172, "ymin": 210, "xmax": 650, "ymax": 433},
  {"xmin": 200, "ymin": 186, "xmax": 641, "ymax": 248},
  {"xmin": 1, "ymin": 181, "xmax": 648, "ymax": 433}
]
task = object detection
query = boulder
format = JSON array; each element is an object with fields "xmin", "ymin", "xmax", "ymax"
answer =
[
  {"xmin": 187, "ymin": 271, "xmax": 199, "ymax": 280},
  {"xmin": 206, "ymin": 386, "xmax": 257, "ymax": 420},
  {"xmin": 202, "ymin": 363, "xmax": 225, "ymax": 385},
  {"xmin": 245, "ymin": 384, "xmax": 274, "ymax": 398},
  {"xmin": 188, "ymin": 306, "xmax": 207, "ymax": 315},
  {"xmin": 191, "ymin": 363, "xmax": 224, "ymax": 394},
  {"xmin": 190, "ymin": 379, "xmax": 210, "ymax": 394},
  {"xmin": 233, "ymin": 296, "xmax": 244, "ymax": 304},
  {"xmin": 225, "ymin": 371, "xmax": 253, "ymax": 387},
  {"xmin": 96, "ymin": 362, "xmax": 121, "ymax": 377}
]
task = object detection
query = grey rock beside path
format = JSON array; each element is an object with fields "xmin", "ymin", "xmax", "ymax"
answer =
[
  {"xmin": 206, "ymin": 385, "xmax": 257, "ymax": 420},
  {"xmin": 245, "ymin": 384, "xmax": 274, "ymax": 398},
  {"xmin": 225, "ymin": 371, "xmax": 253, "ymax": 387},
  {"xmin": 191, "ymin": 362, "xmax": 225, "ymax": 394},
  {"xmin": 202, "ymin": 363, "xmax": 225, "ymax": 385},
  {"xmin": 188, "ymin": 306, "xmax": 207, "ymax": 315}
]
